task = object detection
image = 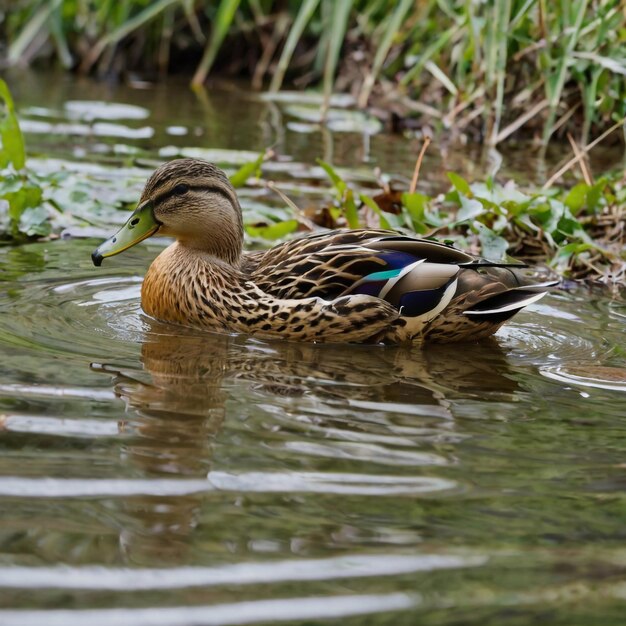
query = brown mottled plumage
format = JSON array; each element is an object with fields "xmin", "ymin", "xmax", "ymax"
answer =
[{"xmin": 93, "ymin": 158, "xmax": 557, "ymax": 344}]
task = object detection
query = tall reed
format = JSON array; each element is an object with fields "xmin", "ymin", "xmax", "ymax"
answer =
[{"xmin": 2, "ymin": 0, "xmax": 625, "ymax": 146}]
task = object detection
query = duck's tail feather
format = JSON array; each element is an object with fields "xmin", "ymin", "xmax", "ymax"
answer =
[{"xmin": 462, "ymin": 280, "xmax": 559, "ymax": 322}]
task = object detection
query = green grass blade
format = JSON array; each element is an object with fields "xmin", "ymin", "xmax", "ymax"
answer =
[
  {"xmin": 97, "ymin": 0, "xmax": 180, "ymax": 46},
  {"xmin": 542, "ymin": 0, "xmax": 589, "ymax": 145},
  {"xmin": 192, "ymin": 0, "xmax": 242, "ymax": 86},
  {"xmin": 358, "ymin": 0, "xmax": 413, "ymax": 107},
  {"xmin": 49, "ymin": 5, "xmax": 73, "ymax": 68},
  {"xmin": 316, "ymin": 158, "xmax": 345, "ymax": 189},
  {"xmin": 343, "ymin": 189, "xmax": 360, "ymax": 228},
  {"xmin": 424, "ymin": 60, "xmax": 457, "ymax": 95},
  {"xmin": 313, "ymin": 0, "xmax": 332, "ymax": 74},
  {"xmin": 80, "ymin": 0, "xmax": 181, "ymax": 72},
  {"xmin": 7, "ymin": 0, "xmax": 62, "ymax": 64},
  {"xmin": 360, "ymin": 194, "xmax": 391, "ymax": 230},
  {"xmin": 484, "ymin": 2, "xmax": 497, "ymax": 90},
  {"xmin": 269, "ymin": 0, "xmax": 320, "ymax": 92},
  {"xmin": 182, "ymin": 0, "xmax": 206, "ymax": 42},
  {"xmin": 400, "ymin": 23, "xmax": 459, "ymax": 87},
  {"xmin": 573, "ymin": 51, "xmax": 626, "ymax": 76},
  {"xmin": 229, "ymin": 151, "xmax": 267, "ymax": 188},
  {"xmin": 0, "ymin": 79, "xmax": 26, "ymax": 170},
  {"xmin": 509, "ymin": 0, "xmax": 536, "ymax": 29},
  {"xmin": 322, "ymin": 0, "xmax": 353, "ymax": 115},
  {"xmin": 489, "ymin": 0, "xmax": 512, "ymax": 145}
]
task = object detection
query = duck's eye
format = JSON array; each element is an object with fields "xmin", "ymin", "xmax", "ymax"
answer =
[{"xmin": 173, "ymin": 183, "xmax": 190, "ymax": 196}]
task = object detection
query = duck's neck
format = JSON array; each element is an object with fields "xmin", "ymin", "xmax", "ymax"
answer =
[
  {"xmin": 176, "ymin": 226, "xmax": 243, "ymax": 266},
  {"xmin": 142, "ymin": 242, "xmax": 243, "ymax": 326}
]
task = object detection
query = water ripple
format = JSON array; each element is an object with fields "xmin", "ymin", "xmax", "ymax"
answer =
[
  {"xmin": 0, "ymin": 414, "xmax": 120, "ymax": 438},
  {"xmin": 283, "ymin": 441, "xmax": 450, "ymax": 466},
  {"xmin": 208, "ymin": 471, "xmax": 457, "ymax": 495},
  {"xmin": 0, "ymin": 471, "xmax": 457, "ymax": 498},
  {"xmin": 540, "ymin": 364, "xmax": 626, "ymax": 392},
  {"xmin": 0, "ymin": 553, "xmax": 484, "ymax": 590},
  {"xmin": 3, "ymin": 73, "xmax": 626, "ymax": 626},
  {"xmin": 0, "ymin": 593, "xmax": 418, "ymax": 626}
]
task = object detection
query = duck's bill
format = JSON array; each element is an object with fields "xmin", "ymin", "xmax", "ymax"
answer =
[{"xmin": 91, "ymin": 201, "xmax": 159, "ymax": 267}]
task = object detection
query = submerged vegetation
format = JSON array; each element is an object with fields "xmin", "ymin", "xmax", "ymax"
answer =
[{"xmin": 2, "ymin": 1, "xmax": 626, "ymax": 145}]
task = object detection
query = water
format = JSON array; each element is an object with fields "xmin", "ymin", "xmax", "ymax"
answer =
[{"xmin": 1, "ymin": 71, "xmax": 626, "ymax": 625}]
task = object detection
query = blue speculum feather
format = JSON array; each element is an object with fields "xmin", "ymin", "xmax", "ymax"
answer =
[
  {"xmin": 398, "ymin": 289, "xmax": 444, "ymax": 316},
  {"xmin": 353, "ymin": 280, "xmax": 387, "ymax": 297},
  {"xmin": 352, "ymin": 251, "xmax": 459, "ymax": 311},
  {"xmin": 351, "ymin": 252, "xmax": 421, "ymax": 299},
  {"xmin": 377, "ymin": 251, "xmax": 418, "ymax": 270}
]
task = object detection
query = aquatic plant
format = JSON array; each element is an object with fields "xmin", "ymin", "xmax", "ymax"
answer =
[
  {"xmin": 2, "ymin": 1, "xmax": 626, "ymax": 144},
  {"xmin": 0, "ymin": 78, "xmax": 51, "ymax": 239},
  {"xmin": 303, "ymin": 159, "xmax": 625, "ymax": 286}
]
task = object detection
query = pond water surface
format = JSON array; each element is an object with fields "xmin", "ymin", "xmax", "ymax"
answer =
[{"xmin": 1, "ymin": 72, "xmax": 625, "ymax": 625}]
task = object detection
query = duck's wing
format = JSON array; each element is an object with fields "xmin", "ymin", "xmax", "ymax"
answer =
[
  {"xmin": 248, "ymin": 229, "xmax": 557, "ymax": 329},
  {"xmin": 248, "ymin": 230, "xmax": 469, "ymax": 299}
]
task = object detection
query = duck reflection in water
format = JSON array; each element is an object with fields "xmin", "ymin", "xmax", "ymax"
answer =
[{"xmin": 95, "ymin": 319, "xmax": 521, "ymax": 565}]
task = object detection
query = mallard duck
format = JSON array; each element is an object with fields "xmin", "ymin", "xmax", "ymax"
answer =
[{"xmin": 92, "ymin": 158, "xmax": 556, "ymax": 344}]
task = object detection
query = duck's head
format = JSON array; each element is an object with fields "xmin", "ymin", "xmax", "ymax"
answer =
[{"xmin": 92, "ymin": 159, "xmax": 243, "ymax": 267}]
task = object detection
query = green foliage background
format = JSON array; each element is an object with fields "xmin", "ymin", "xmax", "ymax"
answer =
[{"xmin": 2, "ymin": 0, "xmax": 626, "ymax": 144}]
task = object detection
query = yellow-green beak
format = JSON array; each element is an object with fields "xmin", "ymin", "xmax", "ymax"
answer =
[{"xmin": 92, "ymin": 201, "xmax": 159, "ymax": 266}]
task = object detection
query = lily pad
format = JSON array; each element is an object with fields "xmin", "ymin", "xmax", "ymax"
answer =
[
  {"xmin": 158, "ymin": 146, "xmax": 261, "ymax": 164},
  {"xmin": 284, "ymin": 106, "xmax": 382, "ymax": 134},
  {"xmin": 64, "ymin": 101, "xmax": 150, "ymax": 121}
]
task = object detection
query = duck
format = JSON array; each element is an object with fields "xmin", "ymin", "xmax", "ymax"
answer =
[{"xmin": 92, "ymin": 158, "xmax": 556, "ymax": 344}]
